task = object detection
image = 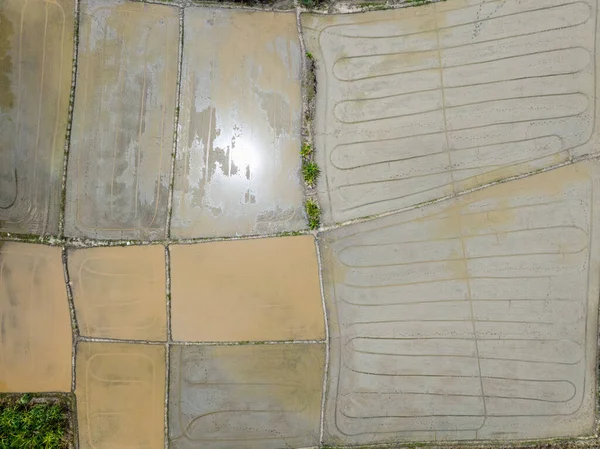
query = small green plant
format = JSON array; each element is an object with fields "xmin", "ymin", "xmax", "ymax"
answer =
[
  {"xmin": 300, "ymin": 0, "xmax": 317, "ymax": 9},
  {"xmin": 305, "ymin": 198, "xmax": 321, "ymax": 230},
  {"xmin": 306, "ymin": 51, "xmax": 314, "ymax": 61},
  {"xmin": 0, "ymin": 394, "xmax": 71, "ymax": 448},
  {"xmin": 302, "ymin": 161, "xmax": 320, "ymax": 187},
  {"xmin": 301, "ymin": 143, "xmax": 313, "ymax": 159}
]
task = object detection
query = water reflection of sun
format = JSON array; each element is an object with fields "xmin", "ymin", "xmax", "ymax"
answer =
[{"xmin": 231, "ymin": 134, "xmax": 262, "ymax": 178}]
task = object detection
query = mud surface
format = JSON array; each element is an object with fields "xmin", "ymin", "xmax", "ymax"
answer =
[
  {"xmin": 0, "ymin": 243, "xmax": 71, "ymax": 392},
  {"xmin": 76, "ymin": 341, "xmax": 166, "ymax": 449},
  {"xmin": 65, "ymin": 0, "xmax": 178, "ymax": 240},
  {"xmin": 302, "ymin": 1, "xmax": 600, "ymax": 224},
  {"xmin": 170, "ymin": 236, "xmax": 325, "ymax": 342},
  {"xmin": 2, "ymin": 2, "xmax": 600, "ymax": 449},
  {"xmin": 319, "ymin": 162, "xmax": 600, "ymax": 445},
  {"xmin": 68, "ymin": 245, "xmax": 167, "ymax": 341},
  {"xmin": 169, "ymin": 343, "xmax": 325, "ymax": 449},
  {"xmin": 0, "ymin": 0, "xmax": 74, "ymax": 235},
  {"xmin": 171, "ymin": 8, "xmax": 305, "ymax": 238}
]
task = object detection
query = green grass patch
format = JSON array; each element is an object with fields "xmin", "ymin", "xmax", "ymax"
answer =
[
  {"xmin": 301, "ymin": 143, "xmax": 313, "ymax": 159},
  {"xmin": 305, "ymin": 198, "xmax": 321, "ymax": 230},
  {"xmin": 302, "ymin": 161, "xmax": 320, "ymax": 187},
  {"xmin": 300, "ymin": 0, "xmax": 319, "ymax": 9},
  {"xmin": 0, "ymin": 394, "xmax": 71, "ymax": 449}
]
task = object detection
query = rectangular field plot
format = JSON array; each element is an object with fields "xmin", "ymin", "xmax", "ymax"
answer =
[
  {"xmin": 319, "ymin": 162, "xmax": 600, "ymax": 445},
  {"xmin": 171, "ymin": 8, "xmax": 305, "ymax": 238},
  {"xmin": 68, "ymin": 245, "xmax": 167, "ymax": 341},
  {"xmin": 302, "ymin": 0, "xmax": 600, "ymax": 224},
  {"xmin": 169, "ymin": 344, "xmax": 324, "ymax": 449},
  {"xmin": 170, "ymin": 236, "xmax": 325, "ymax": 342},
  {"xmin": 0, "ymin": 0, "xmax": 74, "ymax": 235},
  {"xmin": 76, "ymin": 342, "xmax": 166, "ymax": 449},
  {"xmin": 65, "ymin": 0, "xmax": 178, "ymax": 240},
  {"xmin": 0, "ymin": 243, "xmax": 72, "ymax": 392}
]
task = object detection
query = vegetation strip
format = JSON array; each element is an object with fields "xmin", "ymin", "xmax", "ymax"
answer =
[{"xmin": 301, "ymin": 40, "xmax": 322, "ymax": 230}]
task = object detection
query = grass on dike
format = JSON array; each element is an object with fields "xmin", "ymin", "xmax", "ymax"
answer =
[
  {"xmin": 305, "ymin": 198, "xmax": 321, "ymax": 230},
  {"xmin": 0, "ymin": 394, "xmax": 70, "ymax": 449},
  {"xmin": 303, "ymin": 161, "xmax": 321, "ymax": 187}
]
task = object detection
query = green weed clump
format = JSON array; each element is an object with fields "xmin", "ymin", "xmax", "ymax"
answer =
[
  {"xmin": 300, "ymin": 0, "xmax": 318, "ymax": 9},
  {"xmin": 301, "ymin": 143, "xmax": 313, "ymax": 159},
  {"xmin": 0, "ymin": 394, "xmax": 70, "ymax": 449},
  {"xmin": 305, "ymin": 198, "xmax": 321, "ymax": 230},
  {"xmin": 303, "ymin": 161, "xmax": 320, "ymax": 187}
]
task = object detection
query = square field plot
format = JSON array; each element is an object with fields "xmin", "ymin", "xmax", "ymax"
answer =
[
  {"xmin": 65, "ymin": 0, "xmax": 179, "ymax": 240},
  {"xmin": 302, "ymin": 0, "xmax": 600, "ymax": 224},
  {"xmin": 0, "ymin": 0, "xmax": 74, "ymax": 235},
  {"xmin": 169, "ymin": 344, "xmax": 325, "ymax": 449},
  {"xmin": 319, "ymin": 162, "xmax": 600, "ymax": 445},
  {"xmin": 0, "ymin": 243, "xmax": 72, "ymax": 392},
  {"xmin": 171, "ymin": 9, "xmax": 305, "ymax": 238},
  {"xmin": 170, "ymin": 236, "xmax": 325, "ymax": 342},
  {"xmin": 76, "ymin": 342, "xmax": 166, "ymax": 449},
  {"xmin": 67, "ymin": 245, "xmax": 167, "ymax": 341}
]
